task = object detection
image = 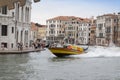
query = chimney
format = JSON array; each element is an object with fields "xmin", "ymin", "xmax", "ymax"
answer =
[{"xmin": 90, "ymin": 16, "xmax": 94, "ymax": 24}]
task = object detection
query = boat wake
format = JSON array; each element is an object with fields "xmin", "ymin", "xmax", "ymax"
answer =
[{"xmin": 71, "ymin": 46, "xmax": 120, "ymax": 58}]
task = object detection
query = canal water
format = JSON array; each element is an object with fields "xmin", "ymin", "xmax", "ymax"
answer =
[{"xmin": 0, "ymin": 46, "xmax": 120, "ymax": 80}]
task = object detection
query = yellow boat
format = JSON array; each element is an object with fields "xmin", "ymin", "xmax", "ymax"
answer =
[{"xmin": 49, "ymin": 45, "xmax": 88, "ymax": 57}]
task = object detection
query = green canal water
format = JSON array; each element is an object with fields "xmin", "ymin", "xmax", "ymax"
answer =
[{"xmin": 0, "ymin": 48, "xmax": 120, "ymax": 80}]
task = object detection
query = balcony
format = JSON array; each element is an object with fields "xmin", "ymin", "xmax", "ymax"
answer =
[{"xmin": 0, "ymin": 15, "xmax": 13, "ymax": 23}]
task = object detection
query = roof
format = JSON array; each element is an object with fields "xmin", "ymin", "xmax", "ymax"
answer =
[
  {"xmin": 47, "ymin": 16, "xmax": 92, "ymax": 23},
  {"xmin": 39, "ymin": 25, "xmax": 46, "ymax": 28},
  {"xmin": 97, "ymin": 13, "xmax": 118, "ymax": 18},
  {"xmin": 0, "ymin": 0, "xmax": 40, "ymax": 10},
  {"xmin": 0, "ymin": 0, "xmax": 26, "ymax": 10},
  {"xmin": 47, "ymin": 16, "xmax": 78, "ymax": 21},
  {"xmin": 31, "ymin": 22, "xmax": 46, "ymax": 30},
  {"xmin": 31, "ymin": 22, "xmax": 38, "ymax": 31},
  {"xmin": 35, "ymin": 23, "xmax": 46, "ymax": 28}
]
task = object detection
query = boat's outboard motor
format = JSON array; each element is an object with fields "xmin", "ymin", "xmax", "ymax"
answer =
[{"xmin": 83, "ymin": 46, "xmax": 89, "ymax": 51}]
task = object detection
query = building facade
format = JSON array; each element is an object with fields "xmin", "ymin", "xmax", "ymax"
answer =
[
  {"xmin": 117, "ymin": 12, "xmax": 120, "ymax": 46},
  {"xmin": 37, "ymin": 24, "xmax": 46, "ymax": 41},
  {"xmin": 90, "ymin": 25, "xmax": 96, "ymax": 45},
  {"xmin": 46, "ymin": 16, "xmax": 81, "ymax": 44},
  {"xmin": 0, "ymin": 0, "xmax": 40, "ymax": 50},
  {"xmin": 96, "ymin": 13, "xmax": 118, "ymax": 46},
  {"xmin": 46, "ymin": 16, "xmax": 94, "ymax": 45},
  {"xmin": 30, "ymin": 22, "xmax": 38, "ymax": 44},
  {"xmin": 78, "ymin": 20, "xmax": 91, "ymax": 45},
  {"xmin": 46, "ymin": 16, "xmax": 66, "ymax": 44},
  {"xmin": 64, "ymin": 17, "xmax": 79, "ymax": 44}
]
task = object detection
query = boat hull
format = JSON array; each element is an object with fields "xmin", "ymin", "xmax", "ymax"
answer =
[{"xmin": 49, "ymin": 47, "xmax": 83, "ymax": 57}]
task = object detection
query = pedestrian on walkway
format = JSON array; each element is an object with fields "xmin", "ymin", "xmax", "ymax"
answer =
[
  {"xmin": 1, "ymin": 44, "xmax": 4, "ymax": 50},
  {"xmin": 17, "ymin": 42, "xmax": 20, "ymax": 50},
  {"xmin": 26, "ymin": 43, "xmax": 28, "ymax": 49},
  {"xmin": 33, "ymin": 42, "xmax": 37, "ymax": 49},
  {"xmin": 20, "ymin": 41, "xmax": 23, "ymax": 51},
  {"xmin": 38, "ymin": 42, "xmax": 41, "ymax": 49}
]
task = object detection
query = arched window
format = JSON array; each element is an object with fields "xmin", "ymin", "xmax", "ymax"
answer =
[
  {"xmin": 21, "ymin": 7, "xmax": 23, "ymax": 21},
  {"xmin": 25, "ymin": 7, "xmax": 27, "ymax": 22},
  {"xmin": 17, "ymin": 31, "xmax": 19, "ymax": 42},
  {"xmin": 24, "ymin": 30, "xmax": 28, "ymax": 44},
  {"xmin": 17, "ymin": 3, "xmax": 20, "ymax": 20},
  {"xmin": 28, "ymin": 8, "xmax": 29, "ymax": 22},
  {"xmin": 21, "ymin": 30, "xmax": 23, "ymax": 42}
]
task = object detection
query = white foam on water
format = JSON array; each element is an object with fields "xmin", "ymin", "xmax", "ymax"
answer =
[{"xmin": 72, "ymin": 46, "xmax": 120, "ymax": 58}]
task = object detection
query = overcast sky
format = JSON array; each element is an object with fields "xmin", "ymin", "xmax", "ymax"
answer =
[{"xmin": 31, "ymin": 0, "xmax": 120, "ymax": 24}]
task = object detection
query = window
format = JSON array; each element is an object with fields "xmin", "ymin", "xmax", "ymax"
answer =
[
  {"xmin": 91, "ymin": 30, "xmax": 95, "ymax": 33},
  {"xmin": 68, "ymin": 26, "xmax": 73, "ymax": 30},
  {"xmin": 51, "ymin": 29, "xmax": 54, "ymax": 34},
  {"xmin": 89, "ymin": 33, "xmax": 90, "ymax": 36},
  {"xmin": 114, "ymin": 19, "xmax": 117, "ymax": 22},
  {"xmin": 50, "ymin": 24, "xmax": 55, "ymax": 27},
  {"xmin": 53, "ymin": 21, "xmax": 56, "ymax": 23},
  {"xmin": 97, "ymin": 39, "xmax": 101, "ymax": 44},
  {"xmin": 60, "ymin": 25, "xmax": 61, "ymax": 28},
  {"xmin": 49, "ymin": 21, "xmax": 52, "ymax": 23},
  {"xmin": 2, "ymin": 6, "xmax": 7, "ymax": 14},
  {"xmin": 1, "ymin": 43, "xmax": 7, "ymax": 48},
  {"xmin": 11, "ymin": 43, "xmax": 13, "ymax": 48},
  {"xmin": 99, "ymin": 33, "xmax": 103, "ymax": 38},
  {"xmin": 12, "ymin": 12, "xmax": 14, "ymax": 17},
  {"xmin": 12, "ymin": 27, "xmax": 14, "ymax": 33},
  {"xmin": 114, "ymin": 26, "xmax": 118, "ymax": 32},
  {"xmin": 106, "ymin": 27, "xmax": 111, "ymax": 33},
  {"xmin": 17, "ymin": 4, "xmax": 20, "ymax": 20},
  {"xmin": 65, "ymin": 22, "xmax": 67, "ymax": 24},
  {"xmin": 1, "ymin": 25, "xmax": 7, "ymax": 36},
  {"xmin": 98, "ymin": 24, "xmax": 103, "ymax": 30},
  {"xmin": 0, "ymin": 7, "xmax": 1, "ymax": 13}
]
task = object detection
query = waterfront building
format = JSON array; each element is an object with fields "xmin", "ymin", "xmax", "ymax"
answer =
[
  {"xmin": 30, "ymin": 22, "xmax": 38, "ymax": 44},
  {"xmin": 30, "ymin": 22, "xmax": 46, "ymax": 46},
  {"xmin": 90, "ymin": 25, "xmax": 96, "ymax": 45},
  {"xmin": 37, "ymin": 24, "xmax": 46, "ymax": 41},
  {"xmin": 117, "ymin": 12, "xmax": 120, "ymax": 46},
  {"xmin": 63, "ymin": 16, "xmax": 80, "ymax": 44},
  {"xmin": 0, "ymin": 0, "xmax": 40, "ymax": 50},
  {"xmin": 46, "ymin": 16, "xmax": 67, "ymax": 44},
  {"xmin": 46, "ymin": 16, "xmax": 94, "ymax": 45},
  {"xmin": 78, "ymin": 19, "xmax": 91, "ymax": 45},
  {"xmin": 96, "ymin": 13, "xmax": 118, "ymax": 46},
  {"xmin": 46, "ymin": 16, "xmax": 81, "ymax": 44},
  {"xmin": 89, "ymin": 19, "xmax": 96, "ymax": 45}
]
